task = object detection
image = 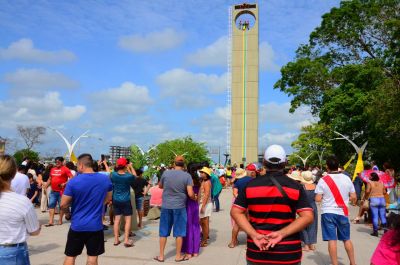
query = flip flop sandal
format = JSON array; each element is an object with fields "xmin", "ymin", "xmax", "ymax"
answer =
[
  {"xmin": 44, "ymin": 224, "xmax": 54, "ymax": 227},
  {"xmin": 175, "ymin": 256, "xmax": 189, "ymax": 262},
  {"xmin": 228, "ymin": 242, "xmax": 238, "ymax": 248},
  {"xmin": 200, "ymin": 240, "xmax": 208, "ymax": 247},
  {"xmin": 124, "ymin": 240, "xmax": 134, "ymax": 248},
  {"xmin": 113, "ymin": 241, "xmax": 121, "ymax": 246},
  {"xmin": 153, "ymin": 256, "xmax": 164, "ymax": 262}
]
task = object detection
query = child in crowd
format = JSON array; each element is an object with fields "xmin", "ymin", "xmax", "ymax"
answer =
[{"xmin": 26, "ymin": 173, "xmax": 39, "ymax": 206}]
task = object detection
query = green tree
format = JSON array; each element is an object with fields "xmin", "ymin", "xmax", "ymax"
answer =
[
  {"xmin": 128, "ymin": 144, "xmax": 147, "ymax": 170},
  {"xmin": 147, "ymin": 137, "xmax": 209, "ymax": 167},
  {"xmin": 290, "ymin": 123, "xmax": 334, "ymax": 168},
  {"xmin": 13, "ymin": 149, "xmax": 40, "ymax": 165},
  {"xmin": 274, "ymin": 0, "xmax": 400, "ymax": 167}
]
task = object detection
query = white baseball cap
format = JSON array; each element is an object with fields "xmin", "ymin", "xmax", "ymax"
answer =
[{"xmin": 264, "ymin": 145, "xmax": 286, "ymax": 164}]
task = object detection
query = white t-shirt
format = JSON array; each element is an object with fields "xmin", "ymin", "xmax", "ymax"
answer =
[
  {"xmin": 315, "ymin": 173, "xmax": 355, "ymax": 216},
  {"xmin": 0, "ymin": 191, "xmax": 40, "ymax": 244},
  {"xmin": 11, "ymin": 172, "xmax": 30, "ymax": 195}
]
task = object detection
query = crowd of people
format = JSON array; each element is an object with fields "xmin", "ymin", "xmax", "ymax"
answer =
[{"xmin": 0, "ymin": 144, "xmax": 399, "ymax": 265}]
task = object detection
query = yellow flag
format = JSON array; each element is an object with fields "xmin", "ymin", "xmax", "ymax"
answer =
[
  {"xmin": 352, "ymin": 152, "xmax": 364, "ymax": 181},
  {"xmin": 70, "ymin": 152, "xmax": 78, "ymax": 163},
  {"xmin": 343, "ymin": 154, "xmax": 355, "ymax": 170}
]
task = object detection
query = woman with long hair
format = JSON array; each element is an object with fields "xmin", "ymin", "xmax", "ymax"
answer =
[
  {"xmin": 181, "ymin": 162, "xmax": 201, "ymax": 259},
  {"xmin": 0, "ymin": 155, "xmax": 41, "ymax": 264},
  {"xmin": 40, "ymin": 163, "xmax": 53, "ymax": 212},
  {"xmin": 363, "ymin": 172, "xmax": 387, "ymax": 236}
]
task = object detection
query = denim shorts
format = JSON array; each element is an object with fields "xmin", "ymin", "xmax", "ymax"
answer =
[
  {"xmin": 48, "ymin": 190, "xmax": 62, "ymax": 209},
  {"xmin": 135, "ymin": 197, "xmax": 144, "ymax": 210},
  {"xmin": 0, "ymin": 242, "xmax": 30, "ymax": 265},
  {"xmin": 113, "ymin": 201, "xmax": 133, "ymax": 216},
  {"xmin": 321, "ymin": 213, "xmax": 350, "ymax": 241},
  {"xmin": 159, "ymin": 208, "xmax": 187, "ymax": 237}
]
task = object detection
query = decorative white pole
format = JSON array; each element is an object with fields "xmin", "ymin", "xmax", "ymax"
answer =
[
  {"xmin": 294, "ymin": 152, "xmax": 314, "ymax": 168},
  {"xmin": 333, "ymin": 131, "xmax": 367, "ymax": 180},
  {"xmin": 49, "ymin": 128, "xmax": 89, "ymax": 160},
  {"xmin": 315, "ymin": 148, "xmax": 325, "ymax": 168}
]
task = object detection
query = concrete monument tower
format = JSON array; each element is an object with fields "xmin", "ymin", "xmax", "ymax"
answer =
[{"xmin": 230, "ymin": 3, "xmax": 259, "ymax": 164}]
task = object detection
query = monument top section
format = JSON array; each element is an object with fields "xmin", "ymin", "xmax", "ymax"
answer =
[{"xmin": 234, "ymin": 3, "xmax": 256, "ymax": 10}]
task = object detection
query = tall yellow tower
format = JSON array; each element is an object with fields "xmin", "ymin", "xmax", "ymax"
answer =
[{"xmin": 230, "ymin": 3, "xmax": 259, "ymax": 164}]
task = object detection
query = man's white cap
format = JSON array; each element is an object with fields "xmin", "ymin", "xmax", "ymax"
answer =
[{"xmin": 264, "ymin": 145, "xmax": 286, "ymax": 164}]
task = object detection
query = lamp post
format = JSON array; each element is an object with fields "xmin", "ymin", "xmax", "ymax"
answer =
[
  {"xmin": 223, "ymin": 153, "xmax": 230, "ymax": 166},
  {"xmin": 258, "ymin": 153, "xmax": 264, "ymax": 163}
]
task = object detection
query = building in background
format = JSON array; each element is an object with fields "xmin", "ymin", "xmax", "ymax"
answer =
[{"xmin": 109, "ymin": 146, "xmax": 130, "ymax": 163}]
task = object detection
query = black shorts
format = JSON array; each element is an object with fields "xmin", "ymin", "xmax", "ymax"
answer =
[
  {"xmin": 65, "ymin": 229, "xmax": 105, "ymax": 257},
  {"xmin": 113, "ymin": 200, "xmax": 133, "ymax": 216}
]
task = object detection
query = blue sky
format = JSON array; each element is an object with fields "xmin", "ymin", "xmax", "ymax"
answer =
[{"xmin": 0, "ymin": 0, "xmax": 340, "ymax": 161}]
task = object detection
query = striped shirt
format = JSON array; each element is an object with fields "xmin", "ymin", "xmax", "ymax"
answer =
[
  {"xmin": 0, "ymin": 191, "xmax": 40, "ymax": 244},
  {"xmin": 233, "ymin": 172, "xmax": 313, "ymax": 265}
]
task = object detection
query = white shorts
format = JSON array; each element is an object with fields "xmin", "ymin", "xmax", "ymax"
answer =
[{"xmin": 199, "ymin": 202, "xmax": 213, "ymax": 218}]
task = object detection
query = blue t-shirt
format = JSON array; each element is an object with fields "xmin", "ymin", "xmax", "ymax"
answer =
[
  {"xmin": 111, "ymin": 172, "xmax": 135, "ymax": 202},
  {"xmin": 64, "ymin": 172, "xmax": 112, "ymax": 232},
  {"xmin": 234, "ymin": 176, "xmax": 252, "ymax": 194}
]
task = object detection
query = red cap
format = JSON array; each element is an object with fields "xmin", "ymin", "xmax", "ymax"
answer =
[
  {"xmin": 116, "ymin": 157, "xmax": 128, "ymax": 167},
  {"xmin": 245, "ymin": 163, "xmax": 257, "ymax": 172}
]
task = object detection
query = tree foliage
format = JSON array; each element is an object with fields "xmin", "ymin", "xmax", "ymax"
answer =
[
  {"xmin": 289, "ymin": 123, "xmax": 334, "ymax": 168},
  {"xmin": 13, "ymin": 149, "xmax": 40, "ymax": 165},
  {"xmin": 147, "ymin": 137, "xmax": 209, "ymax": 167},
  {"xmin": 128, "ymin": 144, "xmax": 147, "ymax": 170},
  {"xmin": 275, "ymin": 0, "xmax": 400, "ymax": 168},
  {"xmin": 17, "ymin": 125, "xmax": 46, "ymax": 150}
]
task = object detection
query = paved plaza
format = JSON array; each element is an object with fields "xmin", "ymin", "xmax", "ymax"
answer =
[{"xmin": 28, "ymin": 188, "xmax": 380, "ymax": 265}]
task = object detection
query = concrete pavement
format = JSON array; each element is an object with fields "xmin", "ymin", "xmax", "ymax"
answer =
[{"xmin": 28, "ymin": 188, "xmax": 381, "ymax": 265}]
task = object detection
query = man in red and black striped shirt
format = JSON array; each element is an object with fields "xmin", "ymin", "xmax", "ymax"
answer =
[{"xmin": 231, "ymin": 145, "xmax": 314, "ymax": 265}]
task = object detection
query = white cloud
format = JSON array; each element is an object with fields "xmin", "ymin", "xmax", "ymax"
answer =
[
  {"xmin": 0, "ymin": 38, "xmax": 76, "ymax": 63},
  {"xmin": 260, "ymin": 132, "xmax": 298, "ymax": 151},
  {"xmin": 186, "ymin": 36, "xmax": 279, "ymax": 72},
  {"xmin": 4, "ymin": 68, "xmax": 79, "ymax": 96},
  {"xmin": 186, "ymin": 36, "xmax": 227, "ymax": 67},
  {"xmin": 260, "ymin": 102, "xmax": 316, "ymax": 130},
  {"xmin": 0, "ymin": 92, "xmax": 86, "ymax": 129},
  {"xmin": 156, "ymin": 68, "xmax": 226, "ymax": 108},
  {"xmin": 193, "ymin": 105, "xmax": 229, "ymax": 148},
  {"xmin": 118, "ymin": 28, "xmax": 185, "ymax": 53},
  {"xmin": 260, "ymin": 42, "xmax": 280, "ymax": 72},
  {"xmin": 91, "ymin": 82, "xmax": 153, "ymax": 118},
  {"xmin": 258, "ymin": 102, "xmax": 317, "ymax": 152},
  {"xmin": 110, "ymin": 136, "xmax": 127, "ymax": 145}
]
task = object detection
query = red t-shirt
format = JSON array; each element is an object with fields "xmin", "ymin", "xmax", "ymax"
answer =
[{"xmin": 50, "ymin": 166, "xmax": 72, "ymax": 192}]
